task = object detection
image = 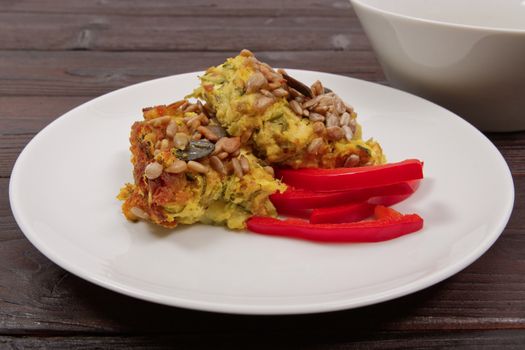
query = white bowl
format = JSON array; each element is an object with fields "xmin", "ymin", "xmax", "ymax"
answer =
[{"xmin": 351, "ymin": 0, "xmax": 525, "ymax": 131}]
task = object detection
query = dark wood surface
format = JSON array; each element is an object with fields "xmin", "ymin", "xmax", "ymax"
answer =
[{"xmin": 1, "ymin": 1, "xmax": 524, "ymax": 348}]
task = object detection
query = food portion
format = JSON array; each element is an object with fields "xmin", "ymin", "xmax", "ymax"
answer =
[
  {"xmin": 118, "ymin": 50, "xmax": 424, "ymax": 241},
  {"xmin": 117, "ymin": 101, "xmax": 285, "ymax": 230},
  {"xmin": 191, "ymin": 49, "xmax": 385, "ymax": 168}
]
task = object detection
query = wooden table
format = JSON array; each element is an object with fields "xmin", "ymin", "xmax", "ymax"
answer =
[{"xmin": 1, "ymin": 1, "xmax": 524, "ymax": 348}]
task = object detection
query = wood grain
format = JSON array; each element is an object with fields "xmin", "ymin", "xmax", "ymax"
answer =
[
  {"xmin": 1, "ymin": 330, "xmax": 525, "ymax": 349},
  {"xmin": 0, "ymin": 50, "xmax": 385, "ymax": 97},
  {"xmin": 0, "ymin": 0, "xmax": 356, "ymax": 17},
  {"xmin": 0, "ymin": 97, "xmax": 91, "ymax": 133},
  {"xmin": 0, "ymin": 13, "xmax": 367, "ymax": 51}
]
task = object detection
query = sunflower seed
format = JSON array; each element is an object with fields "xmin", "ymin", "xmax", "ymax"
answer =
[
  {"xmin": 231, "ymin": 158, "xmax": 244, "ymax": 178},
  {"xmin": 260, "ymin": 89, "xmax": 274, "ymax": 98},
  {"xmin": 165, "ymin": 159, "xmax": 187, "ymax": 174},
  {"xmin": 209, "ymin": 156, "xmax": 226, "ymax": 175},
  {"xmin": 318, "ymin": 94, "xmax": 334, "ymax": 107},
  {"xmin": 344, "ymin": 154, "xmax": 360, "ymax": 167},
  {"xmin": 344, "ymin": 102, "xmax": 354, "ymax": 113},
  {"xmin": 197, "ymin": 126, "xmax": 219, "ymax": 141},
  {"xmin": 289, "ymin": 100, "xmax": 303, "ymax": 115},
  {"xmin": 334, "ymin": 97, "xmax": 346, "ymax": 115},
  {"xmin": 349, "ymin": 117, "xmax": 357, "ymax": 132},
  {"xmin": 311, "ymin": 80, "xmax": 324, "ymax": 96},
  {"xmin": 342, "ymin": 125, "xmax": 354, "ymax": 141},
  {"xmin": 307, "ymin": 137, "xmax": 323, "ymax": 154},
  {"xmin": 268, "ymin": 81, "xmax": 281, "ymax": 90},
  {"xmin": 239, "ymin": 155, "xmax": 250, "ymax": 173},
  {"xmin": 289, "ymin": 88, "xmax": 303, "ymax": 98},
  {"xmin": 312, "ymin": 121, "xmax": 325, "ymax": 134},
  {"xmin": 166, "ymin": 120, "xmax": 178, "ymax": 137},
  {"xmin": 160, "ymin": 138, "xmax": 170, "ymax": 151},
  {"xmin": 173, "ymin": 133, "xmax": 189, "ymax": 150},
  {"xmin": 145, "ymin": 162, "xmax": 163, "ymax": 179},
  {"xmin": 302, "ymin": 96, "xmax": 319, "ymax": 109},
  {"xmin": 187, "ymin": 160, "xmax": 208, "ymax": 174},
  {"xmin": 186, "ymin": 116, "xmax": 201, "ymax": 131},
  {"xmin": 130, "ymin": 207, "xmax": 149, "ymax": 220},
  {"xmin": 147, "ymin": 115, "xmax": 170, "ymax": 126},
  {"xmin": 184, "ymin": 104, "xmax": 200, "ymax": 113},
  {"xmin": 246, "ymin": 72, "xmax": 268, "ymax": 93},
  {"xmin": 240, "ymin": 49, "xmax": 254, "ymax": 57},
  {"xmin": 272, "ymin": 88, "xmax": 289, "ymax": 97},
  {"xmin": 326, "ymin": 114, "xmax": 339, "ymax": 128},
  {"xmin": 264, "ymin": 166, "xmax": 275, "ymax": 176},
  {"xmin": 340, "ymin": 112, "xmax": 351, "ymax": 126},
  {"xmin": 198, "ymin": 113, "xmax": 209, "ymax": 126},
  {"xmin": 219, "ymin": 137, "xmax": 240, "ymax": 154},
  {"xmin": 313, "ymin": 105, "xmax": 329, "ymax": 114},
  {"xmin": 254, "ymin": 95, "xmax": 275, "ymax": 112},
  {"xmin": 309, "ymin": 112, "xmax": 325, "ymax": 122},
  {"xmin": 326, "ymin": 126, "xmax": 344, "ymax": 141}
]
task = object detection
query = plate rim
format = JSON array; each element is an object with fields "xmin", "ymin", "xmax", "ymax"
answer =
[{"xmin": 9, "ymin": 69, "xmax": 515, "ymax": 315}]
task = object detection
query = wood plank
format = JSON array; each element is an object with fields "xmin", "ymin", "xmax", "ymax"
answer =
[
  {"xmin": 0, "ymin": 97, "xmax": 92, "ymax": 133},
  {"xmin": 0, "ymin": 133, "xmax": 34, "ymax": 178},
  {"xmin": 0, "ymin": 13, "xmax": 367, "ymax": 51},
  {"xmin": 488, "ymin": 134, "xmax": 525, "ymax": 176},
  {"xmin": 0, "ymin": 0, "xmax": 356, "ymax": 17},
  {"xmin": 1, "ymin": 177, "xmax": 525, "ymax": 334},
  {"xmin": 1, "ymin": 330, "xmax": 525, "ymax": 349},
  {"xmin": 0, "ymin": 178, "xmax": 20, "ymax": 242},
  {"xmin": 0, "ymin": 50, "xmax": 385, "ymax": 97}
]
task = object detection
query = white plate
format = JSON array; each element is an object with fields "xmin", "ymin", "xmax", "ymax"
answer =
[{"xmin": 9, "ymin": 70, "xmax": 514, "ymax": 315}]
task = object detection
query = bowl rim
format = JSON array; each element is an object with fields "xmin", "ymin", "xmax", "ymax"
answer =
[{"xmin": 350, "ymin": 0, "xmax": 525, "ymax": 34}]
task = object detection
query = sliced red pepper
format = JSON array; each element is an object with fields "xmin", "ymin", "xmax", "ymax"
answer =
[
  {"xmin": 271, "ymin": 180, "xmax": 419, "ymax": 211},
  {"xmin": 275, "ymin": 159, "xmax": 423, "ymax": 192},
  {"xmin": 310, "ymin": 202, "xmax": 375, "ymax": 224},
  {"xmin": 309, "ymin": 182, "xmax": 420, "ymax": 223},
  {"xmin": 368, "ymin": 179, "xmax": 421, "ymax": 206},
  {"xmin": 247, "ymin": 206, "xmax": 424, "ymax": 243}
]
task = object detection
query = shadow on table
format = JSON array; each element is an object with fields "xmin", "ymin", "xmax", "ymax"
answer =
[{"xmin": 66, "ymin": 273, "xmax": 446, "ymax": 343}]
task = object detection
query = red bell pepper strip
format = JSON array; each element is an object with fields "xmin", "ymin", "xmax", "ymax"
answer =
[
  {"xmin": 309, "ymin": 181, "xmax": 420, "ymax": 223},
  {"xmin": 271, "ymin": 180, "xmax": 419, "ymax": 210},
  {"xmin": 247, "ymin": 206, "xmax": 424, "ymax": 243},
  {"xmin": 275, "ymin": 159, "xmax": 423, "ymax": 192},
  {"xmin": 368, "ymin": 180, "xmax": 420, "ymax": 206},
  {"xmin": 310, "ymin": 202, "xmax": 375, "ymax": 224}
]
